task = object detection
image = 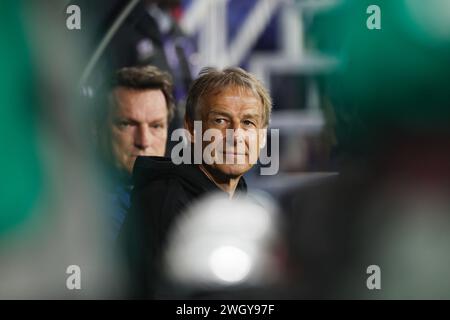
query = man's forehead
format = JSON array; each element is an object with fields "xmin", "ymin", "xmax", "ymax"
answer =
[
  {"xmin": 204, "ymin": 85, "xmax": 259, "ymax": 100},
  {"xmin": 200, "ymin": 85, "xmax": 262, "ymax": 111},
  {"xmin": 113, "ymin": 86, "xmax": 165, "ymax": 102},
  {"xmin": 110, "ymin": 87, "xmax": 167, "ymax": 118}
]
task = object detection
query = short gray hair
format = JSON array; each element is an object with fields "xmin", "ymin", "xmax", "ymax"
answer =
[{"xmin": 185, "ymin": 67, "xmax": 272, "ymax": 127}]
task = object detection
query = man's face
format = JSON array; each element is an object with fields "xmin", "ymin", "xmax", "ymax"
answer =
[
  {"xmin": 108, "ymin": 87, "xmax": 168, "ymax": 174},
  {"xmin": 194, "ymin": 85, "xmax": 266, "ymax": 178}
]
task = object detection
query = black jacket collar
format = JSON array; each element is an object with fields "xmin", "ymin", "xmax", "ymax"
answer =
[{"xmin": 132, "ymin": 156, "xmax": 247, "ymax": 197}]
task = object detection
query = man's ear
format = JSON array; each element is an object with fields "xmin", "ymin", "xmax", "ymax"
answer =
[
  {"xmin": 259, "ymin": 127, "xmax": 267, "ymax": 149},
  {"xmin": 184, "ymin": 117, "xmax": 194, "ymax": 143}
]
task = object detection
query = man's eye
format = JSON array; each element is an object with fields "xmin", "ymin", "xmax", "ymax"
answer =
[
  {"xmin": 151, "ymin": 123, "xmax": 164, "ymax": 129},
  {"xmin": 243, "ymin": 120, "xmax": 255, "ymax": 127},
  {"xmin": 214, "ymin": 118, "xmax": 226, "ymax": 124},
  {"xmin": 117, "ymin": 121, "xmax": 132, "ymax": 128}
]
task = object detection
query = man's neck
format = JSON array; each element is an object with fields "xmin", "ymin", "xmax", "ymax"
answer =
[{"xmin": 198, "ymin": 165, "xmax": 242, "ymax": 198}]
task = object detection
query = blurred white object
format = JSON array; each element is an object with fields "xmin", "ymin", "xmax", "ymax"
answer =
[
  {"xmin": 164, "ymin": 192, "xmax": 280, "ymax": 288},
  {"xmin": 209, "ymin": 245, "xmax": 252, "ymax": 283}
]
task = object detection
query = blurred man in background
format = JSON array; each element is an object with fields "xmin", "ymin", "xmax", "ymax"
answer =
[
  {"xmin": 122, "ymin": 66, "xmax": 272, "ymax": 297},
  {"xmin": 97, "ymin": 65, "xmax": 175, "ymax": 237}
]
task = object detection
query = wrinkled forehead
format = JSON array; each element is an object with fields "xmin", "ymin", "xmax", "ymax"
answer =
[
  {"xmin": 198, "ymin": 85, "xmax": 262, "ymax": 112},
  {"xmin": 108, "ymin": 87, "xmax": 167, "ymax": 119}
]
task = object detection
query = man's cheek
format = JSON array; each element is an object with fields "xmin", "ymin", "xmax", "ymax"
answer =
[
  {"xmin": 119, "ymin": 131, "xmax": 135, "ymax": 148},
  {"xmin": 246, "ymin": 133, "xmax": 259, "ymax": 164},
  {"xmin": 161, "ymin": 131, "xmax": 169, "ymax": 143},
  {"xmin": 113, "ymin": 136, "xmax": 133, "ymax": 159},
  {"xmin": 157, "ymin": 133, "xmax": 168, "ymax": 147}
]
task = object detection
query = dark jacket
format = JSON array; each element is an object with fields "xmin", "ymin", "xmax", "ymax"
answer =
[{"xmin": 120, "ymin": 156, "xmax": 247, "ymax": 297}]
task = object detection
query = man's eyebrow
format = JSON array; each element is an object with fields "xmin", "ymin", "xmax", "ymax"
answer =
[
  {"xmin": 148, "ymin": 117, "xmax": 167, "ymax": 124},
  {"xmin": 113, "ymin": 116, "xmax": 137, "ymax": 123},
  {"xmin": 113, "ymin": 116, "xmax": 167, "ymax": 125},
  {"xmin": 207, "ymin": 109, "xmax": 233, "ymax": 118},
  {"xmin": 242, "ymin": 112, "xmax": 260, "ymax": 119}
]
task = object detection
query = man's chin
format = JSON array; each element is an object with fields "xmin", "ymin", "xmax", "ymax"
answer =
[
  {"xmin": 210, "ymin": 163, "xmax": 253, "ymax": 178},
  {"xmin": 118, "ymin": 158, "xmax": 135, "ymax": 177}
]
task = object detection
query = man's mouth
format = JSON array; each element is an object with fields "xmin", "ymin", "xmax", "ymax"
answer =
[
  {"xmin": 132, "ymin": 152, "xmax": 150, "ymax": 157},
  {"xmin": 223, "ymin": 152, "xmax": 247, "ymax": 156}
]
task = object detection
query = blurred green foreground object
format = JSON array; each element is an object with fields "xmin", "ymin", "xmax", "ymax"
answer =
[
  {"xmin": 311, "ymin": 0, "xmax": 450, "ymax": 153},
  {"xmin": 0, "ymin": 1, "xmax": 42, "ymax": 235}
]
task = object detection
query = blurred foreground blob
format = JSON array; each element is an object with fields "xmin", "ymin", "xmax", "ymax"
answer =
[
  {"xmin": 281, "ymin": 0, "xmax": 450, "ymax": 298},
  {"xmin": 0, "ymin": 1, "xmax": 123, "ymax": 299},
  {"xmin": 281, "ymin": 145, "xmax": 450, "ymax": 299},
  {"xmin": 312, "ymin": 0, "xmax": 450, "ymax": 154},
  {"xmin": 0, "ymin": 0, "xmax": 42, "ymax": 235},
  {"xmin": 162, "ymin": 192, "xmax": 286, "ymax": 299}
]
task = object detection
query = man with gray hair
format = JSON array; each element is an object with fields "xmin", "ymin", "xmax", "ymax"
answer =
[{"xmin": 121, "ymin": 67, "xmax": 272, "ymax": 297}]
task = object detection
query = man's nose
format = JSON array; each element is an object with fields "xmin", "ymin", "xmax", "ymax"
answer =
[
  {"xmin": 233, "ymin": 128, "xmax": 246, "ymax": 143},
  {"xmin": 134, "ymin": 125, "xmax": 151, "ymax": 149},
  {"xmin": 226, "ymin": 125, "xmax": 246, "ymax": 146}
]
